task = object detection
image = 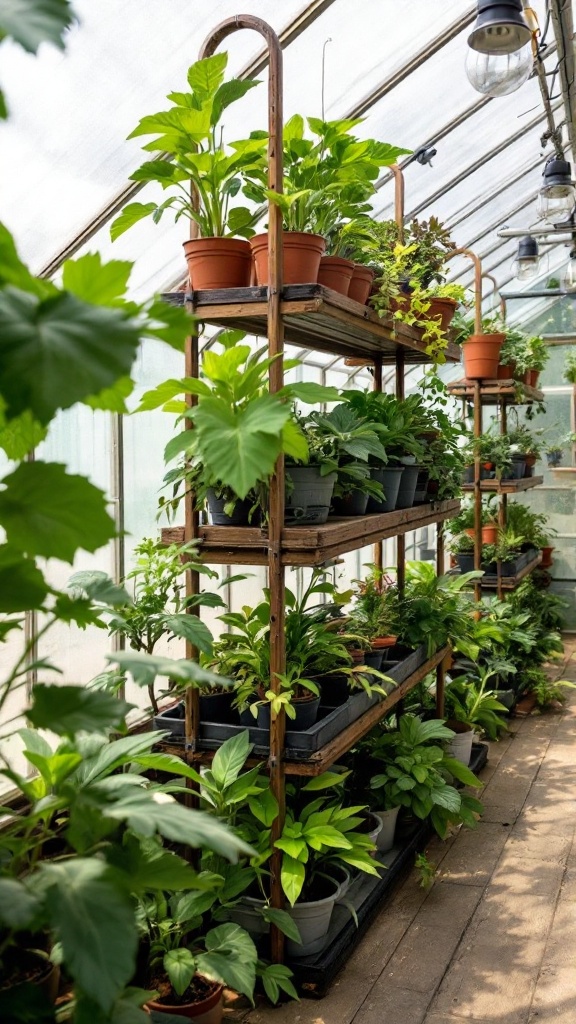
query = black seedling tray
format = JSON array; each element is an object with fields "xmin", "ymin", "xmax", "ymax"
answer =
[{"xmin": 153, "ymin": 646, "xmax": 429, "ymax": 760}]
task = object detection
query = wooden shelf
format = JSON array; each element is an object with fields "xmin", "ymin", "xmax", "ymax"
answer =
[
  {"xmin": 461, "ymin": 476, "xmax": 543, "ymax": 495},
  {"xmin": 480, "ymin": 552, "xmax": 543, "ymax": 590},
  {"xmin": 159, "ymin": 647, "xmax": 450, "ymax": 777},
  {"xmin": 161, "ymin": 285, "xmax": 462, "ymax": 364},
  {"xmin": 447, "ymin": 379, "xmax": 544, "ymax": 405},
  {"xmin": 161, "ymin": 499, "xmax": 461, "ymax": 566}
]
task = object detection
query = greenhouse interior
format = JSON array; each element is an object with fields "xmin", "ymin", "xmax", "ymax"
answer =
[{"xmin": 2, "ymin": 1, "xmax": 576, "ymax": 1022}]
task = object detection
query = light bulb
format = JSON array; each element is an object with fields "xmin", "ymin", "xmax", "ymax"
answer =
[
  {"xmin": 538, "ymin": 190, "xmax": 576, "ymax": 224},
  {"xmin": 563, "ymin": 250, "xmax": 576, "ymax": 291},
  {"xmin": 516, "ymin": 258, "xmax": 538, "ymax": 280},
  {"xmin": 465, "ymin": 43, "xmax": 533, "ymax": 96}
]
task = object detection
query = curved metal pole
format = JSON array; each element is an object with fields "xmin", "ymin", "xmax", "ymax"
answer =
[
  {"xmin": 445, "ymin": 246, "xmax": 483, "ymax": 335},
  {"xmin": 482, "ymin": 272, "xmax": 506, "ymax": 321},
  {"xmin": 200, "ymin": 17, "xmax": 287, "ymax": 962},
  {"xmin": 390, "ymin": 164, "xmax": 405, "ymax": 241}
]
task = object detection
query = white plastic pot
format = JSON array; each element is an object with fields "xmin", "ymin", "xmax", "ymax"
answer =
[
  {"xmin": 286, "ymin": 878, "xmax": 340, "ymax": 956},
  {"xmin": 446, "ymin": 720, "xmax": 474, "ymax": 766},
  {"xmin": 374, "ymin": 806, "xmax": 400, "ymax": 852}
]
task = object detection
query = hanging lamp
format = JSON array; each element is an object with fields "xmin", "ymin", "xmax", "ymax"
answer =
[{"xmin": 465, "ymin": 0, "xmax": 533, "ymax": 96}]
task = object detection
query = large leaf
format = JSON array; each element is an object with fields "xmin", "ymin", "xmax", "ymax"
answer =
[
  {"xmin": 41, "ymin": 859, "xmax": 138, "ymax": 1013},
  {"xmin": 210, "ymin": 731, "xmax": 252, "ymax": 789},
  {"xmin": 68, "ymin": 570, "xmax": 132, "ymax": 607},
  {"xmin": 108, "ymin": 651, "xmax": 226, "ymax": 690},
  {"xmin": 0, "ymin": 877, "xmax": 40, "ymax": 929},
  {"xmin": 187, "ymin": 53, "xmax": 228, "ymax": 100},
  {"xmin": 0, "ymin": 0, "xmax": 74, "ymax": 53},
  {"xmin": 164, "ymin": 949, "xmax": 195, "ymax": 998},
  {"xmin": 84, "ymin": 376, "xmax": 134, "ymax": 414},
  {"xmin": 27, "ymin": 685, "xmax": 132, "ymax": 737},
  {"xmin": 262, "ymin": 907, "xmax": 302, "ymax": 944},
  {"xmin": 280, "ymin": 854, "xmax": 306, "ymax": 906},
  {"xmin": 0, "ymin": 543, "xmax": 49, "ymax": 610},
  {"xmin": 0, "ymin": 409, "xmax": 47, "ymax": 458},
  {"xmin": 107, "ymin": 840, "xmax": 201, "ymax": 893},
  {"xmin": 163, "ymin": 613, "xmax": 213, "ymax": 655},
  {"xmin": 0, "ymin": 286, "xmax": 141, "ymax": 423},
  {"xmin": 62, "ymin": 253, "xmax": 132, "ymax": 305},
  {"xmin": 196, "ymin": 922, "xmax": 257, "ymax": 1000},
  {"xmin": 110, "ymin": 202, "xmax": 158, "ymax": 241},
  {"xmin": 0, "ymin": 461, "xmax": 116, "ymax": 561}
]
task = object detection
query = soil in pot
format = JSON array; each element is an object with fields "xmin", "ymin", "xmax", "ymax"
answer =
[
  {"xmin": 395, "ymin": 463, "xmax": 420, "ymax": 509},
  {"xmin": 462, "ymin": 333, "xmax": 505, "ymax": 380},
  {"xmin": 331, "ymin": 490, "xmax": 369, "ymax": 516},
  {"xmin": 348, "ymin": 265, "xmax": 375, "ymax": 304},
  {"xmin": 147, "ymin": 974, "xmax": 223, "ymax": 1023},
  {"xmin": 285, "ymin": 466, "xmax": 336, "ymax": 525},
  {"xmin": 317, "ymin": 255, "xmax": 355, "ymax": 295},
  {"xmin": 183, "ymin": 237, "xmax": 252, "ymax": 291},
  {"xmin": 257, "ymin": 692, "xmax": 320, "ymax": 731},
  {"xmin": 367, "ymin": 465, "xmax": 404, "ymax": 513},
  {"xmin": 206, "ymin": 489, "xmax": 252, "ymax": 526},
  {"xmin": 446, "ymin": 720, "xmax": 474, "ymax": 766},
  {"xmin": 249, "ymin": 231, "xmax": 325, "ymax": 286}
]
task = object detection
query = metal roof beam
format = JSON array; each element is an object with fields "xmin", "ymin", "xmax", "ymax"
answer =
[
  {"xmin": 446, "ymin": 153, "xmax": 546, "ymax": 232},
  {"xmin": 550, "ymin": 0, "xmax": 575, "ymax": 159}
]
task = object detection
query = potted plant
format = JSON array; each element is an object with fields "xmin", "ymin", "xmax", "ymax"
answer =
[
  {"xmin": 497, "ymin": 324, "xmax": 528, "ymax": 379},
  {"xmin": 301, "ymin": 403, "xmax": 387, "ymax": 515},
  {"xmin": 246, "ymin": 114, "xmax": 408, "ymax": 286},
  {"xmin": 523, "ymin": 334, "xmax": 548, "ymax": 388},
  {"xmin": 349, "ymin": 565, "xmax": 400, "ymax": 656},
  {"xmin": 450, "ymin": 532, "xmax": 476, "ymax": 573},
  {"xmin": 111, "ymin": 53, "xmax": 268, "ymax": 288},
  {"xmin": 399, "ymin": 561, "xmax": 483, "ymax": 662},
  {"xmin": 459, "ymin": 314, "xmax": 506, "ymax": 381},
  {"xmin": 445, "ymin": 667, "xmax": 510, "ymax": 746},
  {"xmin": 448, "ymin": 497, "xmax": 498, "ymax": 545}
]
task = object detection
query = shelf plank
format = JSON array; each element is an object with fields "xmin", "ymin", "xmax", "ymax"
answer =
[
  {"xmin": 480, "ymin": 552, "xmax": 543, "ymax": 590},
  {"xmin": 161, "ymin": 285, "xmax": 461, "ymax": 365},
  {"xmin": 447, "ymin": 379, "xmax": 544, "ymax": 405},
  {"xmin": 161, "ymin": 499, "xmax": 461, "ymax": 566},
  {"xmin": 461, "ymin": 476, "xmax": 543, "ymax": 495}
]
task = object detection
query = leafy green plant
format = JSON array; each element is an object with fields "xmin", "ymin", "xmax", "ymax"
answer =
[
  {"xmin": 349, "ymin": 565, "xmax": 400, "ymax": 639},
  {"xmin": 399, "ymin": 561, "xmax": 483, "ymax": 660},
  {"xmin": 414, "ymin": 852, "xmax": 437, "ymax": 889},
  {"xmin": 301, "ymin": 403, "xmax": 388, "ymax": 500},
  {"xmin": 111, "ymin": 54, "xmax": 267, "ymax": 240},
  {"xmin": 528, "ymin": 668, "xmax": 576, "ymax": 707},
  {"xmin": 563, "ymin": 350, "xmax": 576, "ymax": 384},
  {"xmin": 444, "ymin": 667, "xmax": 509, "ymax": 739}
]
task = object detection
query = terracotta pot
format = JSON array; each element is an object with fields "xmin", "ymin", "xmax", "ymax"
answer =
[
  {"xmin": 388, "ymin": 294, "xmax": 412, "ymax": 315},
  {"xmin": 465, "ymin": 524, "xmax": 498, "ymax": 544},
  {"xmin": 249, "ymin": 231, "xmax": 325, "ymax": 285},
  {"xmin": 527, "ymin": 369, "xmax": 540, "ymax": 388},
  {"xmin": 317, "ymin": 255, "xmax": 355, "ymax": 295},
  {"xmin": 426, "ymin": 296, "xmax": 458, "ymax": 333},
  {"xmin": 497, "ymin": 360, "xmax": 517, "ymax": 380},
  {"xmin": 371, "ymin": 635, "xmax": 398, "ymax": 650},
  {"xmin": 524, "ymin": 453, "xmax": 537, "ymax": 468},
  {"xmin": 147, "ymin": 978, "xmax": 223, "ymax": 1023},
  {"xmin": 462, "ymin": 333, "xmax": 505, "ymax": 380},
  {"xmin": 540, "ymin": 545, "xmax": 555, "ymax": 568},
  {"xmin": 348, "ymin": 264, "xmax": 375, "ymax": 304},
  {"xmin": 182, "ymin": 237, "xmax": 252, "ymax": 290}
]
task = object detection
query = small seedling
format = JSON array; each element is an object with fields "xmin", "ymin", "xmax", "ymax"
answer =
[{"xmin": 415, "ymin": 852, "xmax": 437, "ymax": 890}]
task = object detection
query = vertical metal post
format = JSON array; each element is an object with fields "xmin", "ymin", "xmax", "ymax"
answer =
[
  {"xmin": 436, "ymin": 520, "xmax": 446, "ymax": 716},
  {"xmin": 391, "ymin": 164, "xmax": 405, "ymax": 240},
  {"xmin": 497, "ymin": 401, "xmax": 508, "ymax": 600},
  {"xmin": 373, "ymin": 356, "xmax": 383, "ymax": 571},
  {"xmin": 201, "ymin": 16, "xmax": 286, "ymax": 963},
  {"xmin": 473, "ymin": 381, "xmax": 483, "ymax": 605},
  {"xmin": 395, "ymin": 349, "xmax": 406, "ymax": 595}
]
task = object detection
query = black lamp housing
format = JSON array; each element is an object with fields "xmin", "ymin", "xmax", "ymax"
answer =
[
  {"xmin": 541, "ymin": 157, "xmax": 574, "ymax": 197},
  {"xmin": 517, "ymin": 236, "xmax": 539, "ymax": 260},
  {"xmin": 468, "ymin": 0, "xmax": 532, "ymax": 54}
]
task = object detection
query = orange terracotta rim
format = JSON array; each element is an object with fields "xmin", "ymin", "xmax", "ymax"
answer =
[
  {"xmin": 147, "ymin": 980, "xmax": 223, "ymax": 1018},
  {"xmin": 371, "ymin": 636, "xmax": 398, "ymax": 648},
  {"xmin": 348, "ymin": 265, "xmax": 375, "ymax": 305},
  {"xmin": 317, "ymin": 255, "xmax": 356, "ymax": 296},
  {"xmin": 249, "ymin": 231, "xmax": 325, "ymax": 286},
  {"xmin": 183, "ymin": 237, "xmax": 251, "ymax": 290}
]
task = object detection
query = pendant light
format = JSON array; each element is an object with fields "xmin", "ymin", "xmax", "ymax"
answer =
[
  {"xmin": 563, "ymin": 247, "xmax": 576, "ymax": 292},
  {"xmin": 465, "ymin": 1, "xmax": 534, "ymax": 96},
  {"xmin": 538, "ymin": 157, "xmax": 576, "ymax": 223},
  {"xmin": 513, "ymin": 235, "xmax": 540, "ymax": 279}
]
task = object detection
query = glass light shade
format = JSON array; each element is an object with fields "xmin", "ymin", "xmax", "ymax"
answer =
[
  {"xmin": 563, "ymin": 252, "xmax": 576, "ymax": 292},
  {"xmin": 465, "ymin": 43, "xmax": 533, "ymax": 96},
  {"xmin": 537, "ymin": 189, "xmax": 576, "ymax": 223},
  {"xmin": 515, "ymin": 257, "xmax": 539, "ymax": 280}
]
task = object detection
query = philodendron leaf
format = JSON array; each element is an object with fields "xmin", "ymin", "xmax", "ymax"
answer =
[
  {"xmin": 0, "ymin": 408, "xmax": 47, "ymax": 458},
  {"xmin": 0, "ymin": 543, "xmax": 49, "ymax": 611},
  {"xmin": 62, "ymin": 253, "xmax": 133, "ymax": 305},
  {"xmin": 0, "ymin": 286, "xmax": 141, "ymax": 423},
  {"xmin": 41, "ymin": 858, "xmax": 138, "ymax": 1014},
  {"xmin": 107, "ymin": 651, "xmax": 227, "ymax": 690},
  {"xmin": 0, "ymin": 877, "xmax": 41, "ymax": 929},
  {"xmin": 0, "ymin": 461, "xmax": 116, "ymax": 561},
  {"xmin": 0, "ymin": 0, "xmax": 74, "ymax": 54},
  {"xmin": 27, "ymin": 685, "xmax": 133, "ymax": 737}
]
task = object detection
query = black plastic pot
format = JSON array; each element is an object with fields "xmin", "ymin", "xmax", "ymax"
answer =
[
  {"xmin": 412, "ymin": 467, "xmax": 430, "ymax": 505},
  {"xmin": 238, "ymin": 695, "xmax": 258, "ymax": 726},
  {"xmin": 257, "ymin": 694, "xmax": 321, "ymax": 731},
  {"xmin": 455, "ymin": 553, "xmax": 475, "ymax": 573},
  {"xmin": 480, "ymin": 464, "xmax": 495, "ymax": 480},
  {"xmin": 502, "ymin": 457, "xmax": 526, "ymax": 480},
  {"xmin": 462, "ymin": 465, "xmax": 475, "ymax": 484},
  {"xmin": 285, "ymin": 467, "xmax": 337, "ymax": 525},
  {"xmin": 331, "ymin": 491, "xmax": 369, "ymax": 516},
  {"xmin": 367, "ymin": 466, "xmax": 405, "ymax": 513},
  {"xmin": 206, "ymin": 489, "xmax": 252, "ymax": 526},
  {"xmin": 313, "ymin": 672, "xmax": 350, "ymax": 706},
  {"xmin": 199, "ymin": 690, "xmax": 235, "ymax": 724},
  {"xmin": 394, "ymin": 464, "xmax": 419, "ymax": 509},
  {"xmin": 363, "ymin": 649, "xmax": 384, "ymax": 672}
]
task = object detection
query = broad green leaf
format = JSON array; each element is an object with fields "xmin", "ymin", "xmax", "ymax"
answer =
[
  {"xmin": 109, "ymin": 843, "xmax": 200, "ymax": 893},
  {"xmin": 431, "ymin": 785, "xmax": 462, "ymax": 813},
  {"xmin": 129, "ymin": 752, "xmax": 203, "ymax": 786},
  {"xmin": 211, "ymin": 78, "xmax": 259, "ymax": 125},
  {"xmin": 0, "ymin": 409, "xmax": 47, "ymax": 458},
  {"xmin": 0, "ymin": 878, "xmax": 40, "ymax": 929},
  {"xmin": 283, "ymin": 383, "xmax": 340, "ymax": 404},
  {"xmin": 262, "ymin": 907, "xmax": 302, "ymax": 944},
  {"xmin": 303, "ymin": 771, "xmax": 350, "ymax": 791},
  {"xmin": 0, "ymin": 221, "xmax": 50, "ymax": 294},
  {"xmin": 41, "ymin": 859, "xmax": 138, "ymax": 1013},
  {"xmin": 210, "ymin": 731, "xmax": 252, "ymax": 788},
  {"xmin": 83, "ymin": 376, "xmax": 134, "ymax": 413},
  {"xmin": 68, "ymin": 570, "xmax": 132, "ymax": 606},
  {"xmin": 164, "ymin": 948, "xmax": 196, "ymax": 997},
  {"xmin": 0, "ymin": 461, "xmax": 116, "ymax": 561},
  {"xmin": 143, "ymin": 298, "xmax": 193, "ymax": 352},
  {"xmin": 187, "ymin": 53, "xmax": 228, "ymax": 99},
  {"xmin": 304, "ymin": 825, "xmax": 352, "ymax": 851},
  {"xmin": 62, "ymin": 253, "xmax": 132, "ymax": 305},
  {"xmin": 107, "ymin": 651, "xmax": 225, "ymax": 690},
  {"xmin": 442, "ymin": 756, "xmax": 483, "ymax": 789},
  {"xmin": 248, "ymin": 786, "xmax": 278, "ymax": 826},
  {"xmin": 110, "ymin": 202, "xmax": 158, "ymax": 241},
  {"xmin": 0, "ymin": 287, "xmax": 141, "ymax": 424},
  {"xmin": 163, "ymin": 613, "xmax": 214, "ymax": 655},
  {"xmin": 27, "ymin": 685, "xmax": 132, "ymax": 737},
  {"xmin": 74, "ymin": 988, "xmax": 151, "ymax": 1024},
  {"xmin": 0, "ymin": 984, "xmax": 57, "ymax": 1023},
  {"xmin": 0, "ymin": 0, "xmax": 74, "ymax": 53},
  {"xmin": 282, "ymin": 418, "xmax": 308, "ymax": 462},
  {"xmin": 280, "ymin": 853, "xmax": 306, "ymax": 906},
  {"xmin": 0, "ymin": 543, "xmax": 49, "ymax": 610}
]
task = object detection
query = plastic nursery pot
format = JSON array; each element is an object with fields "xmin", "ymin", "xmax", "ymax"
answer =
[
  {"xmin": 374, "ymin": 805, "xmax": 401, "ymax": 853},
  {"xmin": 348, "ymin": 264, "xmax": 375, "ymax": 304},
  {"xmin": 256, "ymin": 692, "xmax": 321, "ymax": 732},
  {"xmin": 497, "ymin": 359, "xmax": 517, "ymax": 380},
  {"xmin": 480, "ymin": 462, "xmax": 495, "ymax": 480},
  {"xmin": 367, "ymin": 465, "xmax": 405, "ymax": 513},
  {"xmin": 445, "ymin": 720, "xmax": 474, "ymax": 767},
  {"xmin": 355, "ymin": 809, "xmax": 383, "ymax": 854},
  {"xmin": 311, "ymin": 671, "xmax": 350, "ymax": 706},
  {"xmin": 462, "ymin": 332, "xmax": 506, "ymax": 380},
  {"xmin": 394, "ymin": 464, "xmax": 420, "ymax": 509},
  {"xmin": 501, "ymin": 457, "xmax": 526, "ymax": 480},
  {"xmin": 249, "ymin": 231, "xmax": 325, "ymax": 285},
  {"xmin": 425, "ymin": 296, "xmax": 458, "ymax": 333},
  {"xmin": 331, "ymin": 490, "xmax": 370, "ymax": 516},
  {"xmin": 540, "ymin": 546, "xmax": 555, "ymax": 568},
  {"xmin": 462, "ymin": 465, "xmax": 475, "ymax": 484},
  {"xmin": 317, "ymin": 255, "xmax": 356, "ymax": 295},
  {"xmin": 199, "ymin": 690, "xmax": 236, "ymax": 725},
  {"xmin": 454, "ymin": 553, "xmax": 475, "ymax": 573},
  {"xmin": 412, "ymin": 467, "xmax": 430, "ymax": 505},
  {"xmin": 285, "ymin": 467, "xmax": 337, "ymax": 525},
  {"xmin": 183, "ymin": 237, "xmax": 252, "ymax": 291},
  {"xmin": 206, "ymin": 488, "xmax": 253, "ymax": 526},
  {"xmin": 524, "ymin": 369, "xmax": 540, "ymax": 388},
  {"xmin": 146, "ymin": 977, "xmax": 224, "ymax": 1023}
]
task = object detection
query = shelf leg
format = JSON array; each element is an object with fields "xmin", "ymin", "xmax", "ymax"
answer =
[
  {"xmin": 473, "ymin": 381, "xmax": 483, "ymax": 606},
  {"xmin": 183, "ymin": 316, "xmax": 201, "ymax": 850},
  {"xmin": 373, "ymin": 356, "xmax": 383, "ymax": 572},
  {"xmin": 396, "ymin": 350, "xmax": 406, "ymax": 595}
]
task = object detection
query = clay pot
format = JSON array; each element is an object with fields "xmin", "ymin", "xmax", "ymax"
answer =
[
  {"xmin": 348, "ymin": 265, "xmax": 375, "ymax": 304},
  {"xmin": 147, "ymin": 978, "xmax": 223, "ymax": 1022},
  {"xmin": 464, "ymin": 524, "xmax": 498, "ymax": 544},
  {"xmin": 182, "ymin": 237, "xmax": 252, "ymax": 290},
  {"xmin": 371, "ymin": 635, "xmax": 398, "ymax": 650},
  {"xmin": 317, "ymin": 255, "xmax": 355, "ymax": 295},
  {"xmin": 249, "ymin": 231, "xmax": 325, "ymax": 285},
  {"xmin": 462, "ymin": 333, "xmax": 506, "ymax": 380},
  {"xmin": 426, "ymin": 296, "xmax": 458, "ymax": 333},
  {"xmin": 540, "ymin": 546, "xmax": 555, "ymax": 568},
  {"xmin": 527, "ymin": 369, "xmax": 540, "ymax": 388},
  {"xmin": 497, "ymin": 360, "xmax": 517, "ymax": 380}
]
